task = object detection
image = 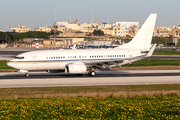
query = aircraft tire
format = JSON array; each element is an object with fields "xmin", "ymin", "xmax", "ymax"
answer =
[
  {"xmin": 88, "ymin": 71, "xmax": 96, "ymax": 76},
  {"xmin": 25, "ymin": 73, "xmax": 29, "ymax": 77}
]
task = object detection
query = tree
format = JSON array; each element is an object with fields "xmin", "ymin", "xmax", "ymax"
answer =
[
  {"xmin": 0, "ymin": 31, "xmax": 49, "ymax": 42},
  {"xmin": 93, "ymin": 30, "xmax": 104, "ymax": 36}
]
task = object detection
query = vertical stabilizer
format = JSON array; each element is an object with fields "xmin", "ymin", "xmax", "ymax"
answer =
[{"xmin": 115, "ymin": 14, "xmax": 157, "ymax": 50}]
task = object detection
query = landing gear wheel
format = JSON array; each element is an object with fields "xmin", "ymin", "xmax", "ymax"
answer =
[
  {"xmin": 88, "ymin": 71, "xmax": 96, "ymax": 76},
  {"xmin": 25, "ymin": 73, "xmax": 29, "ymax": 77}
]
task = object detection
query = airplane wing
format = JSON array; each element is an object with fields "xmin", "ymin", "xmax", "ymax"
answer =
[
  {"xmin": 85, "ymin": 56, "xmax": 142, "ymax": 69},
  {"xmin": 85, "ymin": 44, "xmax": 156, "ymax": 70}
]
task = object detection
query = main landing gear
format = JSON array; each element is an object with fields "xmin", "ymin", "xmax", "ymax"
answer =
[
  {"xmin": 88, "ymin": 71, "xmax": 96, "ymax": 76},
  {"xmin": 25, "ymin": 73, "xmax": 29, "ymax": 77}
]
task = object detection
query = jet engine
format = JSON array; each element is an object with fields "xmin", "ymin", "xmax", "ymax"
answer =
[{"xmin": 65, "ymin": 63, "xmax": 87, "ymax": 74}]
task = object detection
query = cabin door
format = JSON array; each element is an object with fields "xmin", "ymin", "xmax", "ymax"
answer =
[
  {"xmin": 31, "ymin": 53, "xmax": 37, "ymax": 64},
  {"xmin": 128, "ymin": 51, "xmax": 132, "ymax": 57}
]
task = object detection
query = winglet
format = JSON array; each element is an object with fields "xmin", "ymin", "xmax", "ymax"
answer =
[{"xmin": 145, "ymin": 44, "xmax": 157, "ymax": 57}]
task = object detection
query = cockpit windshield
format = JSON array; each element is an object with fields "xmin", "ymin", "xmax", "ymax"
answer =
[{"xmin": 15, "ymin": 56, "xmax": 25, "ymax": 59}]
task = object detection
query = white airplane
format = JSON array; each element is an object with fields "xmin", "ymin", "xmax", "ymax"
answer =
[{"xmin": 7, "ymin": 14, "xmax": 157, "ymax": 77}]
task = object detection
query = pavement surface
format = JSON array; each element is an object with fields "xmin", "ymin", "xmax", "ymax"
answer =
[{"xmin": 0, "ymin": 70, "xmax": 180, "ymax": 88}]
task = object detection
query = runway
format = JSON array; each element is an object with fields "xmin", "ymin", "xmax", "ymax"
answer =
[{"xmin": 0, "ymin": 70, "xmax": 180, "ymax": 88}]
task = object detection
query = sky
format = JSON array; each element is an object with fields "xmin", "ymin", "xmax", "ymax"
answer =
[{"xmin": 0, "ymin": 0, "xmax": 179, "ymax": 31}]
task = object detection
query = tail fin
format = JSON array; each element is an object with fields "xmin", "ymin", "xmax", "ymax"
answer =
[{"xmin": 115, "ymin": 14, "xmax": 157, "ymax": 50}]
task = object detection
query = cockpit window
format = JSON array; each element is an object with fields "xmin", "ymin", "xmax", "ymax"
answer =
[{"xmin": 15, "ymin": 57, "xmax": 24, "ymax": 59}]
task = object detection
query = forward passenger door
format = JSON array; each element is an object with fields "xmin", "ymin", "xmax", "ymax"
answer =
[{"xmin": 31, "ymin": 54, "xmax": 37, "ymax": 64}]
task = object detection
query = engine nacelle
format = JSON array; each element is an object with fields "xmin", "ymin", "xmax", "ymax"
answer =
[
  {"xmin": 46, "ymin": 70, "xmax": 65, "ymax": 73},
  {"xmin": 65, "ymin": 63, "xmax": 87, "ymax": 74}
]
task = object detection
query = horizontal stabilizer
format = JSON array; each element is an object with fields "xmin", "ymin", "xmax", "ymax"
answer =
[{"xmin": 146, "ymin": 44, "xmax": 157, "ymax": 57}]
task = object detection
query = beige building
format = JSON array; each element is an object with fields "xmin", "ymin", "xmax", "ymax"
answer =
[
  {"xmin": 169, "ymin": 25, "xmax": 180, "ymax": 37},
  {"xmin": 34, "ymin": 26, "xmax": 52, "ymax": 33},
  {"xmin": 102, "ymin": 29, "xmax": 114, "ymax": 36},
  {"xmin": 128, "ymin": 27, "xmax": 140, "ymax": 37},
  {"xmin": 153, "ymin": 26, "xmax": 180, "ymax": 38},
  {"xmin": 11, "ymin": 26, "xmax": 31, "ymax": 33},
  {"xmin": 153, "ymin": 27, "xmax": 171, "ymax": 37},
  {"xmin": 49, "ymin": 38, "xmax": 84, "ymax": 46}
]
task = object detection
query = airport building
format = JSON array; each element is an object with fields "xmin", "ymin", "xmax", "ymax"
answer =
[{"xmin": 20, "ymin": 38, "xmax": 84, "ymax": 48}]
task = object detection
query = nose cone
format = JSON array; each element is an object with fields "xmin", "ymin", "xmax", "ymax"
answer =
[{"xmin": 7, "ymin": 61, "xmax": 14, "ymax": 68}]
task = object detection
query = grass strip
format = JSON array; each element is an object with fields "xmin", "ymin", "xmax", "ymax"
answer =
[
  {"xmin": 123, "ymin": 59, "xmax": 180, "ymax": 67},
  {"xmin": 1, "ymin": 84, "xmax": 180, "ymax": 99},
  {"xmin": 153, "ymin": 50, "xmax": 180, "ymax": 55},
  {"xmin": 0, "ymin": 60, "xmax": 13, "ymax": 69},
  {"xmin": 0, "ymin": 95, "xmax": 180, "ymax": 119}
]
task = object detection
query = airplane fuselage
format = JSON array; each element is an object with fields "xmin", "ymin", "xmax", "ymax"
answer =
[{"xmin": 8, "ymin": 48, "xmax": 142, "ymax": 71}]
